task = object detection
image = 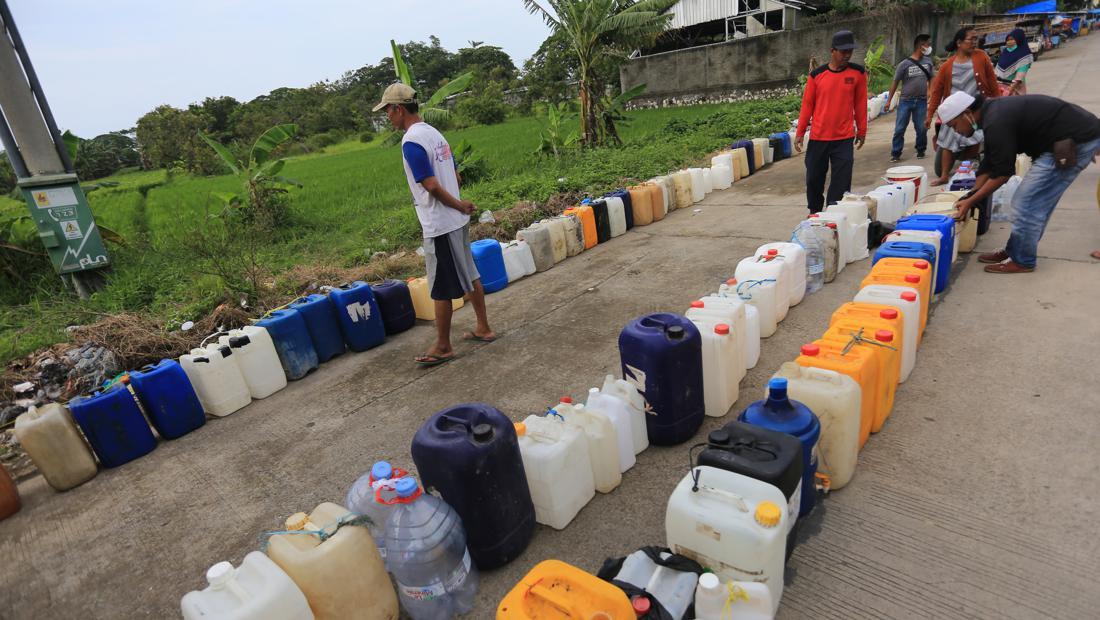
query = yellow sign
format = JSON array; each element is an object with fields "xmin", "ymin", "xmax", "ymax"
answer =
[{"xmin": 34, "ymin": 191, "xmax": 50, "ymax": 207}]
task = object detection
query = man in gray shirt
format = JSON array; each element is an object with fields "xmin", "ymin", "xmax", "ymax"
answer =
[{"xmin": 888, "ymin": 34, "xmax": 935, "ymax": 162}]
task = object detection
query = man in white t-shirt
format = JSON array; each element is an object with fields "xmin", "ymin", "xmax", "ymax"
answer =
[{"xmin": 374, "ymin": 83, "xmax": 496, "ymax": 366}]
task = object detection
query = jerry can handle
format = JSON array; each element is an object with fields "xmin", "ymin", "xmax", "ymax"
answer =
[
  {"xmin": 524, "ymin": 582, "xmax": 584, "ymax": 618},
  {"xmin": 437, "ymin": 414, "xmax": 473, "ymax": 434}
]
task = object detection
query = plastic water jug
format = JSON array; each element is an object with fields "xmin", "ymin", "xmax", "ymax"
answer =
[
  {"xmin": 614, "ymin": 550, "xmax": 699, "ymax": 620},
  {"xmin": 14, "ymin": 403, "xmax": 97, "ymax": 491},
  {"xmin": 896, "ymin": 214, "xmax": 954, "ymax": 293},
  {"xmin": 557, "ymin": 214, "xmax": 585, "ymax": 256},
  {"xmin": 735, "ymin": 255, "xmax": 789, "ymax": 323},
  {"xmin": 289, "ymin": 294, "xmax": 347, "ymax": 363},
  {"xmin": 739, "ymin": 378, "xmax": 820, "ymax": 517},
  {"xmin": 890, "ymin": 181, "xmax": 917, "ymax": 211},
  {"xmin": 181, "ymin": 345, "xmax": 251, "ymax": 417},
  {"xmin": 792, "ymin": 221, "xmax": 825, "ymax": 295},
  {"xmin": 769, "ymin": 362, "xmax": 860, "ymax": 490},
  {"xmin": 843, "ymin": 192, "xmax": 880, "ymax": 221},
  {"xmin": 685, "ymin": 300, "xmax": 745, "ymax": 383},
  {"xmin": 862, "ymin": 261, "xmax": 931, "ymax": 334},
  {"xmin": 909, "ymin": 195, "xmax": 976, "ymax": 254},
  {"xmin": 267, "ymin": 502, "xmax": 398, "ymax": 620},
  {"xmin": 808, "ymin": 334, "xmax": 888, "ymax": 443},
  {"xmin": 835, "ymin": 301, "xmax": 913, "ymax": 388},
  {"xmin": 695, "ymin": 295, "xmax": 751, "ymax": 378},
  {"xmin": 694, "ymin": 573, "xmax": 773, "ymax": 620},
  {"xmin": 690, "ymin": 321, "xmax": 739, "ymax": 418},
  {"xmin": 647, "ymin": 177, "xmax": 671, "ymax": 217},
  {"xmin": 326, "ymin": 282, "xmax": 387, "ymax": 351},
  {"xmin": 701, "ymin": 168, "xmax": 714, "ymax": 193},
  {"xmin": 128, "ymin": 359, "xmax": 207, "ymax": 438},
  {"xmin": 619, "ymin": 313, "xmax": 705, "ymax": 446},
  {"xmin": 671, "ymin": 171, "xmax": 694, "ymax": 209},
  {"xmin": 606, "ymin": 189, "xmax": 635, "ymax": 229},
  {"xmin": 345, "ymin": 461, "xmax": 407, "ymax": 568},
  {"xmin": 711, "ymin": 152, "xmax": 734, "ymax": 177},
  {"xmin": 807, "ymin": 212, "xmax": 849, "ymax": 273},
  {"xmin": 410, "ymin": 403, "xmax": 535, "ymax": 569},
  {"xmin": 69, "ymin": 385, "xmax": 157, "ymax": 467},
  {"xmin": 583, "ymin": 386, "xmax": 638, "ymax": 473},
  {"xmin": 868, "ymin": 187, "xmax": 904, "ymax": 224},
  {"xmin": 730, "ymin": 144, "xmax": 752, "ymax": 177},
  {"xmin": 216, "ymin": 326, "xmax": 287, "ymax": 399},
  {"xmin": 713, "ymin": 285, "xmax": 762, "ymax": 369},
  {"xmin": 604, "ymin": 196, "xmax": 628, "ymax": 237},
  {"xmin": 824, "ymin": 202, "xmax": 870, "ymax": 261},
  {"xmin": 181, "ymin": 552, "xmax": 315, "ymax": 620},
  {"xmin": 551, "ymin": 399, "xmax": 622, "ymax": 493},
  {"xmin": 0, "ymin": 465, "xmax": 19, "ymax": 521},
  {"xmin": 856, "ymin": 284, "xmax": 923, "ymax": 347},
  {"xmin": 772, "ymin": 132, "xmax": 793, "ymax": 159},
  {"xmin": 642, "ymin": 181, "xmax": 666, "ymax": 221},
  {"xmin": 698, "ymin": 423, "xmax": 803, "ymax": 555},
  {"xmin": 750, "ymin": 139, "xmax": 768, "ymax": 170},
  {"xmin": 688, "ymin": 168, "xmax": 706, "ymax": 202},
  {"xmin": 874, "ymin": 240, "xmax": 938, "ymax": 290},
  {"xmin": 884, "ymin": 229, "xmax": 942, "ymax": 288},
  {"xmin": 500, "ymin": 241, "xmax": 535, "ymax": 283},
  {"xmin": 589, "ymin": 199, "xmax": 612, "ymax": 243},
  {"xmin": 665, "ymin": 466, "xmax": 787, "ymax": 614},
  {"xmin": 731, "ymin": 277, "xmax": 781, "ymax": 338},
  {"xmin": 768, "ymin": 137, "xmax": 783, "ymax": 163},
  {"xmin": 538, "ymin": 218, "xmax": 569, "ymax": 263},
  {"xmin": 809, "ymin": 221, "xmax": 839, "ymax": 283},
  {"xmin": 755, "ymin": 243, "xmax": 807, "ymax": 307},
  {"xmin": 564, "ymin": 205, "xmax": 598, "ymax": 249},
  {"xmin": 517, "ymin": 223, "xmax": 555, "ymax": 271},
  {"xmin": 497, "ymin": 560, "xmax": 633, "ymax": 620},
  {"xmin": 406, "ymin": 277, "xmax": 463, "ymax": 322},
  {"xmin": 469, "ymin": 239, "xmax": 508, "ymax": 294},
  {"xmin": 710, "ymin": 164, "xmax": 733, "ymax": 190},
  {"xmin": 370, "ymin": 280, "xmax": 416, "ymax": 335},
  {"xmin": 256, "ymin": 309, "xmax": 320, "ymax": 380},
  {"xmin": 591, "ymin": 374, "xmax": 649, "ymax": 456},
  {"xmin": 516, "ymin": 415, "xmax": 596, "ymax": 529},
  {"xmin": 825, "ymin": 322, "xmax": 901, "ymax": 432}
]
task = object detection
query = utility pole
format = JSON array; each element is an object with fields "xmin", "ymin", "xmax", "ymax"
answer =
[{"xmin": 0, "ymin": 0, "xmax": 109, "ymax": 298}]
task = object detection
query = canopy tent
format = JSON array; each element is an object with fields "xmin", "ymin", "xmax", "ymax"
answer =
[{"xmin": 1005, "ymin": 0, "xmax": 1056, "ymax": 14}]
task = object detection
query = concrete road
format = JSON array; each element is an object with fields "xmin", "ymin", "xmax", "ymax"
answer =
[{"xmin": 3, "ymin": 34, "xmax": 1099, "ymax": 620}]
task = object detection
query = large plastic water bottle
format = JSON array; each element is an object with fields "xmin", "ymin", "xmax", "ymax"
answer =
[
  {"xmin": 345, "ymin": 460, "xmax": 405, "ymax": 568},
  {"xmin": 385, "ymin": 477, "xmax": 479, "ymax": 619},
  {"xmin": 791, "ymin": 220, "xmax": 825, "ymax": 295}
]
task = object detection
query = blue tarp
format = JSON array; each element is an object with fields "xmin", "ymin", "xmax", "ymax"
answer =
[{"xmin": 1006, "ymin": 0, "xmax": 1057, "ymax": 14}]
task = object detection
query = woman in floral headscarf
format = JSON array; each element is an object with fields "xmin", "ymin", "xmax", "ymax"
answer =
[{"xmin": 995, "ymin": 28, "xmax": 1034, "ymax": 96}]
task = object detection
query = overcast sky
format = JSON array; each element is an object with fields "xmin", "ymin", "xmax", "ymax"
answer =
[{"xmin": 7, "ymin": 0, "xmax": 552, "ymax": 136}]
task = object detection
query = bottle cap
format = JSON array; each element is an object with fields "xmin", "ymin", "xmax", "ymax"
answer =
[
  {"xmin": 808, "ymin": 213, "xmax": 820, "ymax": 218},
  {"xmin": 514, "ymin": 422, "xmax": 527, "ymax": 437},
  {"xmin": 667, "ymin": 325, "xmax": 685, "ymax": 340},
  {"xmin": 913, "ymin": 260, "xmax": 930, "ymax": 269},
  {"xmin": 905, "ymin": 274, "xmax": 921, "ymax": 283},
  {"xmin": 767, "ymin": 249, "xmax": 779, "ymax": 256},
  {"xmin": 285, "ymin": 513, "xmax": 311, "ymax": 531},
  {"xmin": 755, "ymin": 501, "xmax": 783, "ymax": 527},
  {"xmin": 697, "ymin": 572, "xmax": 721, "ymax": 591},
  {"xmin": 879, "ymin": 308, "xmax": 899, "ymax": 320},
  {"xmin": 371, "ymin": 461, "xmax": 393, "ymax": 481},
  {"xmin": 875, "ymin": 330, "xmax": 894, "ymax": 343},
  {"xmin": 715, "ymin": 324, "xmax": 730, "ymax": 335},
  {"xmin": 726, "ymin": 278, "xmax": 737, "ymax": 285},
  {"xmin": 691, "ymin": 300, "xmax": 704, "ymax": 308},
  {"xmin": 472, "ymin": 423, "xmax": 494, "ymax": 442},
  {"xmin": 394, "ymin": 477, "xmax": 419, "ymax": 498},
  {"xmin": 827, "ymin": 222, "xmax": 837, "ymax": 229},
  {"xmin": 708, "ymin": 429, "xmax": 731, "ymax": 445},
  {"xmin": 800, "ymin": 343, "xmax": 820, "ymax": 356},
  {"xmin": 206, "ymin": 562, "xmax": 235, "ymax": 587},
  {"xmin": 631, "ymin": 596, "xmax": 652, "ymax": 615},
  {"xmin": 768, "ymin": 377, "xmax": 788, "ymax": 400},
  {"xmin": 560, "ymin": 396, "xmax": 573, "ymax": 404},
  {"xmin": 901, "ymin": 291, "xmax": 917, "ymax": 302}
]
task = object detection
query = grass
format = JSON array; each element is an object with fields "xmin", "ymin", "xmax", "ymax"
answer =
[{"xmin": 0, "ymin": 95, "xmax": 800, "ymax": 367}]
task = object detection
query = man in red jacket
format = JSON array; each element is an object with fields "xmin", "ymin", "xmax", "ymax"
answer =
[{"xmin": 796, "ymin": 30, "xmax": 868, "ymax": 213}]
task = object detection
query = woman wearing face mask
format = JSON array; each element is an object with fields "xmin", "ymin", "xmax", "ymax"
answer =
[
  {"xmin": 995, "ymin": 29, "xmax": 1033, "ymax": 96},
  {"xmin": 927, "ymin": 27, "xmax": 1000, "ymax": 186}
]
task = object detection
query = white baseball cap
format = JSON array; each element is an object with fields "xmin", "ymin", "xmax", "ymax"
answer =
[{"xmin": 937, "ymin": 91, "xmax": 975, "ymax": 123}]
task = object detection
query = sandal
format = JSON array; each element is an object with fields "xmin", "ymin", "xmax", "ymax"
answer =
[
  {"xmin": 462, "ymin": 332, "xmax": 499, "ymax": 343},
  {"xmin": 415, "ymin": 353, "xmax": 456, "ymax": 367}
]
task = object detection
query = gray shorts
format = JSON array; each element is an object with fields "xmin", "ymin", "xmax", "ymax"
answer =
[{"xmin": 424, "ymin": 225, "xmax": 480, "ymax": 301}]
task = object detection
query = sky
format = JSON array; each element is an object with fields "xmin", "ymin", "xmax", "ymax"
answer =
[{"xmin": 6, "ymin": 0, "xmax": 553, "ymax": 136}]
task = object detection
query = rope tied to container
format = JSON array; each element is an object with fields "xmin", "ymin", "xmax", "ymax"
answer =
[
  {"xmin": 839, "ymin": 327, "xmax": 899, "ymax": 356},
  {"xmin": 545, "ymin": 407, "xmax": 565, "ymax": 421},
  {"xmin": 735, "ymin": 278, "xmax": 777, "ymax": 301},
  {"xmin": 258, "ymin": 512, "xmax": 376, "ymax": 551},
  {"xmin": 722, "ymin": 582, "xmax": 751, "ymax": 613}
]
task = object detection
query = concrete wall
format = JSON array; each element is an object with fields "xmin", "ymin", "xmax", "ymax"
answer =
[{"xmin": 621, "ymin": 5, "xmax": 970, "ymax": 103}]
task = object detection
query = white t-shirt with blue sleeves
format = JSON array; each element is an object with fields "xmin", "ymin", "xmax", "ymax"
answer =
[{"xmin": 400, "ymin": 122, "xmax": 468, "ymax": 238}]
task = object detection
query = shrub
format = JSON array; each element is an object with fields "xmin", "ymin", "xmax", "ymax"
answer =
[
  {"xmin": 456, "ymin": 82, "xmax": 509, "ymax": 126},
  {"xmin": 359, "ymin": 130, "xmax": 376, "ymax": 143}
]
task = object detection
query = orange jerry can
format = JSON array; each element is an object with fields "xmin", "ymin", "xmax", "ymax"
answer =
[
  {"xmin": 826, "ymin": 306, "xmax": 904, "ymax": 433},
  {"xmin": 643, "ymin": 182, "xmax": 665, "ymax": 222},
  {"xmin": 796, "ymin": 340, "xmax": 880, "ymax": 450},
  {"xmin": 861, "ymin": 259, "xmax": 932, "ymax": 334},
  {"xmin": 0, "ymin": 464, "xmax": 21, "ymax": 521},
  {"xmin": 564, "ymin": 206, "xmax": 598, "ymax": 250},
  {"xmin": 627, "ymin": 186, "xmax": 654, "ymax": 227},
  {"xmin": 497, "ymin": 559, "xmax": 635, "ymax": 620}
]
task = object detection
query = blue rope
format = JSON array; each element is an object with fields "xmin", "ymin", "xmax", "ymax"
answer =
[
  {"xmin": 258, "ymin": 513, "xmax": 375, "ymax": 551},
  {"xmin": 736, "ymin": 278, "xmax": 777, "ymax": 301}
]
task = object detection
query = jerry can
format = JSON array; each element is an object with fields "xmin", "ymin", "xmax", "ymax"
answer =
[
  {"xmin": 557, "ymin": 214, "xmax": 585, "ymax": 256},
  {"xmin": 539, "ymin": 218, "xmax": 569, "ymax": 263},
  {"xmin": 411, "ymin": 403, "xmax": 535, "ymax": 569},
  {"xmin": 14, "ymin": 403, "xmax": 98, "ymax": 491},
  {"xmin": 695, "ymin": 573, "xmax": 773, "ymax": 620},
  {"xmin": 796, "ymin": 341, "xmax": 880, "ymax": 450},
  {"xmin": 728, "ymin": 277, "xmax": 781, "ymax": 339},
  {"xmin": 864, "ymin": 259, "xmax": 933, "ymax": 331},
  {"xmin": 0, "ymin": 465, "xmax": 20, "ymax": 521},
  {"xmin": 885, "ymin": 229, "xmax": 944, "ymax": 289},
  {"xmin": 588, "ymin": 199, "xmax": 612, "ymax": 243},
  {"xmin": 610, "ymin": 549, "xmax": 699, "ymax": 619},
  {"xmin": 471, "ymin": 239, "xmax": 509, "ymax": 294},
  {"xmin": 518, "ymin": 223, "xmax": 556, "ymax": 271},
  {"xmin": 908, "ymin": 196, "xmax": 976, "ymax": 254},
  {"xmin": 255, "ymin": 308, "xmax": 320, "ymax": 380},
  {"xmin": 807, "ymin": 212, "xmax": 849, "ymax": 272},
  {"xmin": 587, "ymin": 375, "xmax": 648, "ymax": 460},
  {"xmin": 821, "ymin": 321, "xmax": 899, "ymax": 434},
  {"xmin": 687, "ymin": 169, "xmax": 706, "ymax": 203},
  {"xmin": 128, "ymin": 359, "xmax": 206, "ymax": 439},
  {"xmin": 711, "ymin": 164, "xmax": 733, "ymax": 190},
  {"xmin": 500, "ymin": 240, "xmax": 537, "ymax": 283},
  {"xmin": 856, "ymin": 283, "xmax": 924, "ymax": 349},
  {"xmin": 606, "ymin": 189, "xmax": 635, "ymax": 229},
  {"xmin": 407, "ymin": 277, "xmax": 465, "ymax": 322},
  {"xmin": 824, "ymin": 202, "xmax": 870, "ymax": 262},
  {"xmin": 690, "ymin": 321, "xmax": 739, "ymax": 418},
  {"xmin": 702, "ymin": 167, "xmax": 714, "ymax": 192},
  {"xmin": 564, "ymin": 206, "xmax": 598, "ymax": 249},
  {"xmin": 642, "ymin": 182, "xmax": 665, "ymax": 221},
  {"xmin": 550, "ymin": 399, "xmax": 622, "ymax": 493},
  {"xmin": 671, "ymin": 171, "xmax": 694, "ymax": 210},
  {"xmin": 369, "ymin": 280, "xmax": 416, "ymax": 335},
  {"xmin": 181, "ymin": 344, "xmax": 251, "ymax": 417},
  {"xmin": 290, "ymin": 294, "xmax": 347, "ymax": 363},
  {"xmin": 755, "ymin": 243, "xmax": 806, "ymax": 307},
  {"xmin": 739, "ymin": 379, "xmax": 820, "ymax": 517},
  {"xmin": 647, "ymin": 177, "xmax": 671, "ymax": 217},
  {"xmin": 686, "ymin": 298, "xmax": 746, "ymax": 382},
  {"xmin": 497, "ymin": 560, "xmax": 634, "ymax": 620},
  {"xmin": 665, "ymin": 467, "xmax": 787, "ymax": 615},
  {"xmin": 873, "ymin": 241, "xmax": 937, "ymax": 281},
  {"xmin": 712, "ymin": 152, "xmax": 735, "ymax": 182},
  {"xmin": 605, "ymin": 196, "xmax": 628, "ymax": 237},
  {"xmin": 516, "ymin": 415, "xmax": 596, "ymax": 530},
  {"xmin": 836, "ymin": 299, "xmax": 915, "ymax": 383},
  {"xmin": 750, "ymin": 138, "xmax": 769, "ymax": 167},
  {"xmin": 713, "ymin": 284, "xmax": 762, "ymax": 370},
  {"xmin": 735, "ymin": 255, "xmax": 789, "ymax": 324},
  {"xmin": 328, "ymin": 281, "xmax": 386, "ymax": 350},
  {"xmin": 895, "ymin": 214, "xmax": 955, "ymax": 294},
  {"xmin": 216, "ymin": 326, "xmax": 287, "ymax": 398},
  {"xmin": 841, "ymin": 192, "xmax": 879, "ymax": 221},
  {"xmin": 181, "ymin": 552, "xmax": 315, "ymax": 620},
  {"xmin": 618, "ymin": 313, "xmax": 704, "ymax": 446},
  {"xmin": 69, "ymin": 385, "xmax": 157, "ymax": 468},
  {"xmin": 628, "ymin": 185, "xmax": 654, "ymax": 227},
  {"xmin": 810, "ymin": 221, "xmax": 840, "ymax": 283},
  {"xmin": 266, "ymin": 502, "xmax": 397, "ymax": 620},
  {"xmin": 770, "ymin": 362, "xmax": 861, "ymax": 490},
  {"xmin": 730, "ymin": 146, "xmax": 751, "ymax": 178}
]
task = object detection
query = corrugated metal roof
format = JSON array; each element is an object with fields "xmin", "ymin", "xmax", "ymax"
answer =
[{"xmin": 666, "ymin": 0, "xmax": 739, "ymax": 29}]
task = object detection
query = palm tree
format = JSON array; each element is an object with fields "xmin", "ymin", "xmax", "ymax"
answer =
[{"xmin": 523, "ymin": 0, "xmax": 675, "ymax": 146}]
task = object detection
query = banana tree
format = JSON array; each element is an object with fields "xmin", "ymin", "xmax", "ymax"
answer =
[
  {"xmin": 390, "ymin": 40, "xmax": 474, "ymax": 126},
  {"xmin": 598, "ymin": 83, "xmax": 646, "ymax": 146},
  {"xmin": 199, "ymin": 123, "xmax": 301, "ymax": 227},
  {"xmin": 523, "ymin": 0, "xmax": 674, "ymax": 146},
  {"xmin": 535, "ymin": 102, "xmax": 578, "ymax": 158}
]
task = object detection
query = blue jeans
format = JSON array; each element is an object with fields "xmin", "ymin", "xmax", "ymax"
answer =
[
  {"xmin": 1006, "ymin": 136, "xmax": 1100, "ymax": 267},
  {"xmin": 891, "ymin": 98, "xmax": 928, "ymax": 158}
]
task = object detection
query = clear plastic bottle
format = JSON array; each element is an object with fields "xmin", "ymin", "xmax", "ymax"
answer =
[
  {"xmin": 385, "ymin": 477, "xmax": 479, "ymax": 620},
  {"xmin": 792, "ymin": 220, "xmax": 825, "ymax": 294},
  {"xmin": 345, "ymin": 461, "xmax": 405, "ymax": 569}
]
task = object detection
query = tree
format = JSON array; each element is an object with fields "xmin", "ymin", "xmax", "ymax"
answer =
[
  {"xmin": 390, "ymin": 40, "xmax": 474, "ymax": 126},
  {"xmin": 523, "ymin": 0, "xmax": 675, "ymax": 146},
  {"xmin": 456, "ymin": 44, "xmax": 518, "ymax": 83},
  {"xmin": 135, "ymin": 105, "xmax": 221, "ymax": 174},
  {"xmin": 456, "ymin": 81, "xmax": 509, "ymax": 125},
  {"xmin": 191, "ymin": 96, "xmax": 241, "ymax": 137},
  {"xmin": 0, "ymin": 155, "xmax": 14, "ymax": 194}
]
